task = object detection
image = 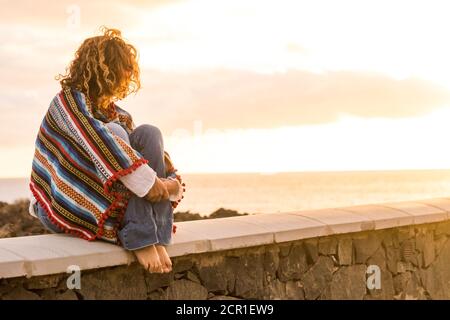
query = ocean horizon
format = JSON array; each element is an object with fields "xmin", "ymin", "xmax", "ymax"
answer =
[{"xmin": 3, "ymin": 169, "xmax": 450, "ymax": 216}]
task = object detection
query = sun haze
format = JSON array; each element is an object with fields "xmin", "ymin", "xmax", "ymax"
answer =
[{"xmin": 2, "ymin": 0, "xmax": 450, "ymax": 177}]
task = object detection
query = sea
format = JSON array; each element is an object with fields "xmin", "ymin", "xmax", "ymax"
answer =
[{"xmin": 3, "ymin": 170, "xmax": 450, "ymax": 216}]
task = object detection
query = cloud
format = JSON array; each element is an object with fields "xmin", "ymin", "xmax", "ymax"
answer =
[
  {"xmin": 1, "ymin": 65, "xmax": 450, "ymax": 148},
  {"xmin": 1, "ymin": 0, "xmax": 450, "ymax": 147},
  {"xmin": 0, "ymin": 0, "xmax": 182, "ymax": 27},
  {"xmin": 124, "ymin": 68, "xmax": 450, "ymax": 132}
]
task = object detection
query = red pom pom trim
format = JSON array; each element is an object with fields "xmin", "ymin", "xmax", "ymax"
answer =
[{"xmin": 97, "ymin": 158, "xmax": 149, "ymax": 240}]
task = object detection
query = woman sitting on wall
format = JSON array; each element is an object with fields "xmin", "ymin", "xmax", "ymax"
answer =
[{"xmin": 29, "ymin": 27, "xmax": 184, "ymax": 274}]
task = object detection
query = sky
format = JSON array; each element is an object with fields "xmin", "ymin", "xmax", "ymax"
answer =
[{"xmin": 2, "ymin": 0, "xmax": 450, "ymax": 177}]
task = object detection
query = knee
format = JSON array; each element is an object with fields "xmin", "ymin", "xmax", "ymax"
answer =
[
  {"xmin": 134, "ymin": 124, "xmax": 163, "ymax": 141},
  {"xmin": 106, "ymin": 122, "xmax": 130, "ymax": 143}
]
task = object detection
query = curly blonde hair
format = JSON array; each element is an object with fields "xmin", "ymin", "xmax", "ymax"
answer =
[{"xmin": 57, "ymin": 27, "xmax": 140, "ymax": 111}]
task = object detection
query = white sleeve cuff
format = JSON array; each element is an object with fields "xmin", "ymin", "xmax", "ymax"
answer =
[
  {"xmin": 119, "ymin": 164, "xmax": 156, "ymax": 197},
  {"xmin": 29, "ymin": 193, "xmax": 37, "ymax": 218},
  {"xmin": 168, "ymin": 177, "xmax": 183, "ymax": 202}
]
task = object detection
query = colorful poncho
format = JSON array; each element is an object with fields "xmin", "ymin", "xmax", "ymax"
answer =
[{"xmin": 30, "ymin": 88, "xmax": 149, "ymax": 242}]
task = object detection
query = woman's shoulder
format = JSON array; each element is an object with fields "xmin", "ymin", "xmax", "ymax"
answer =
[
  {"xmin": 49, "ymin": 87, "xmax": 93, "ymax": 114},
  {"xmin": 49, "ymin": 87, "xmax": 80, "ymax": 103},
  {"xmin": 114, "ymin": 104, "xmax": 135, "ymax": 132}
]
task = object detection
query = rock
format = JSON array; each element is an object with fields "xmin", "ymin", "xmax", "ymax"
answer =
[
  {"xmin": 381, "ymin": 231, "xmax": 395, "ymax": 248},
  {"xmin": 173, "ymin": 211, "xmax": 206, "ymax": 222},
  {"xmin": 263, "ymin": 279, "xmax": 286, "ymax": 299},
  {"xmin": 40, "ymin": 288, "xmax": 79, "ymax": 300},
  {"xmin": 303, "ymin": 239, "xmax": 319, "ymax": 264},
  {"xmin": 185, "ymin": 270, "xmax": 201, "ymax": 284},
  {"xmin": 322, "ymin": 265, "xmax": 366, "ymax": 300},
  {"xmin": 405, "ymin": 286, "xmax": 427, "ymax": 300},
  {"xmin": 263, "ymin": 246, "xmax": 279, "ymax": 276},
  {"xmin": 385, "ymin": 246, "xmax": 400, "ymax": 274},
  {"xmin": 2, "ymin": 286, "xmax": 41, "ymax": 300},
  {"xmin": 172, "ymin": 257, "xmax": 194, "ymax": 274},
  {"xmin": 0, "ymin": 223, "xmax": 15, "ymax": 238},
  {"xmin": 196, "ymin": 255, "xmax": 236, "ymax": 294},
  {"xmin": 401, "ymin": 239, "xmax": 419, "ymax": 266},
  {"xmin": 209, "ymin": 295, "xmax": 241, "ymax": 300},
  {"xmin": 165, "ymin": 279, "xmax": 208, "ymax": 300},
  {"xmin": 0, "ymin": 281, "xmax": 16, "ymax": 296},
  {"xmin": 416, "ymin": 232, "xmax": 435, "ymax": 267},
  {"xmin": 393, "ymin": 272, "xmax": 411, "ymax": 294},
  {"xmin": 208, "ymin": 208, "xmax": 249, "ymax": 219},
  {"xmin": 420, "ymin": 240, "xmax": 450, "ymax": 299},
  {"xmin": 0, "ymin": 200, "xmax": 49, "ymax": 237},
  {"xmin": 367, "ymin": 247, "xmax": 387, "ymax": 270},
  {"xmin": 301, "ymin": 256, "xmax": 334, "ymax": 300},
  {"xmin": 318, "ymin": 237, "xmax": 337, "ymax": 256},
  {"xmin": 145, "ymin": 269, "xmax": 174, "ymax": 292},
  {"xmin": 233, "ymin": 253, "xmax": 265, "ymax": 299},
  {"xmin": 263, "ymin": 278, "xmax": 303, "ymax": 300},
  {"xmin": 434, "ymin": 221, "xmax": 450, "ymax": 236},
  {"xmin": 366, "ymin": 267, "xmax": 394, "ymax": 300},
  {"xmin": 353, "ymin": 233, "xmax": 381, "ymax": 263},
  {"xmin": 80, "ymin": 264, "xmax": 147, "ymax": 300},
  {"xmin": 396, "ymin": 261, "xmax": 415, "ymax": 273},
  {"xmin": 398, "ymin": 227, "xmax": 414, "ymax": 242},
  {"xmin": 285, "ymin": 281, "xmax": 305, "ymax": 300},
  {"xmin": 40, "ymin": 288, "xmax": 57, "ymax": 300},
  {"xmin": 279, "ymin": 243, "xmax": 292, "ymax": 257},
  {"xmin": 434, "ymin": 234, "xmax": 447, "ymax": 256},
  {"xmin": 366, "ymin": 248, "xmax": 395, "ymax": 299},
  {"xmin": 148, "ymin": 288, "xmax": 166, "ymax": 300},
  {"xmin": 263, "ymin": 247, "xmax": 280, "ymax": 287},
  {"xmin": 394, "ymin": 272, "xmax": 427, "ymax": 300},
  {"xmin": 24, "ymin": 274, "xmax": 64, "ymax": 290},
  {"xmin": 337, "ymin": 238, "xmax": 352, "ymax": 265},
  {"xmin": 57, "ymin": 290, "xmax": 78, "ymax": 300},
  {"xmin": 278, "ymin": 243, "xmax": 310, "ymax": 281}
]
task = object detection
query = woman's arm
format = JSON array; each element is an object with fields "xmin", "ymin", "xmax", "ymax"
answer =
[
  {"xmin": 118, "ymin": 164, "xmax": 170, "ymax": 202},
  {"xmin": 145, "ymin": 178, "xmax": 170, "ymax": 202},
  {"xmin": 163, "ymin": 151, "xmax": 185, "ymax": 202}
]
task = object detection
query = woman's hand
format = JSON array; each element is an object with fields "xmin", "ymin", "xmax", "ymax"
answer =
[
  {"xmin": 145, "ymin": 177, "xmax": 169, "ymax": 202},
  {"xmin": 162, "ymin": 150, "xmax": 185, "ymax": 209}
]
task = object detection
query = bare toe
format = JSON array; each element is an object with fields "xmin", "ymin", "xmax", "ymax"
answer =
[
  {"xmin": 150, "ymin": 262, "xmax": 161, "ymax": 273},
  {"xmin": 155, "ymin": 245, "xmax": 172, "ymax": 272},
  {"xmin": 133, "ymin": 245, "xmax": 166, "ymax": 273}
]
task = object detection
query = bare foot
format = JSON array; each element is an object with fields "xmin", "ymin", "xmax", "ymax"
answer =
[
  {"xmin": 133, "ymin": 245, "xmax": 164, "ymax": 273},
  {"xmin": 155, "ymin": 245, "xmax": 172, "ymax": 273}
]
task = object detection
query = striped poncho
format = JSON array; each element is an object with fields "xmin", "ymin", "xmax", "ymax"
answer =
[{"xmin": 30, "ymin": 88, "xmax": 148, "ymax": 242}]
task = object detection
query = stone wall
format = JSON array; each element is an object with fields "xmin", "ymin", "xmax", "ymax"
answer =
[{"xmin": 2, "ymin": 218, "xmax": 450, "ymax": 300}]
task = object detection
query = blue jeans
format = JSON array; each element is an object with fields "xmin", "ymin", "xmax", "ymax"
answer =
[
  {"xmin": 35, "ymin": 123, "xmax": 173, "ymax": 250},
  {"xmin": 106, "ymin": 123, "xmax": 173, "ymax": 249},
  {"xmin": 34, "ymin": 202, "xmax": 64, "ymax": 234}
]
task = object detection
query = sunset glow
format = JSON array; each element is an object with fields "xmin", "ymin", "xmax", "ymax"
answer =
[{"xmin": 2, "ymin": 0, "xmax": 450, "ymax": 177}]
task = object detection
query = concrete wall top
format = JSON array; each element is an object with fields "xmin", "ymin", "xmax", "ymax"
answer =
[{"xmin": 1, "ymin": 197, "xmax": 450, "ymax": 279}]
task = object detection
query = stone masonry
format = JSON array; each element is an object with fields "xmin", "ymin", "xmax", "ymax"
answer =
[{"xmin": 1, "ymin": 218, "xmax": 450, "ymax": 300}]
